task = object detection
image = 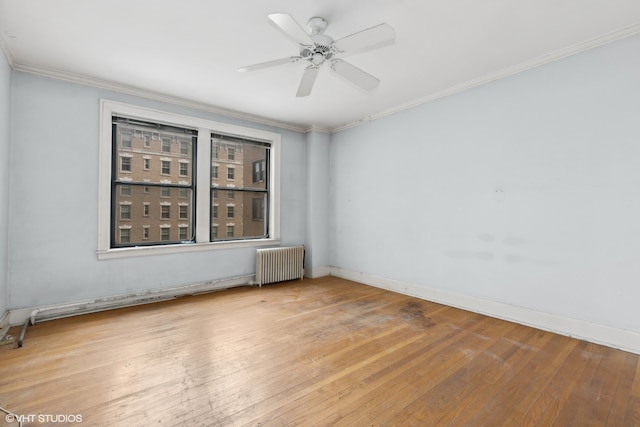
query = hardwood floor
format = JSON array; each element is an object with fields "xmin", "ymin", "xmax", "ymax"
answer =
[{"xmin": 1, "ymin": 276, "xmax": 638, "ymax": 426}]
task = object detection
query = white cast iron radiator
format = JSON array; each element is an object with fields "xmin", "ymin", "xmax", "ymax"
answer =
[{"xmin": 255, "ymin": 246, "xmax": 305, "ymax": 286}]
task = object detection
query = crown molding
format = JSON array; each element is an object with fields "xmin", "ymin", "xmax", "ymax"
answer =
[
  {"xmin": 304, "ymin": 125, "xmax": 331, "ymax": 134},
  {"xmin": 5, "ymin": 22, "xmax": 640, "ymax": 135},
  {"xmin": 330, "ymin": 22, "xmax": 640, "ymax": 133},
  {"xmin": 0, "ymin": 33, "xmax": 16, "ymax": 68},
  {"xmin": 12, "ymin": 62, "xmax": 310, "ymax": 133}
]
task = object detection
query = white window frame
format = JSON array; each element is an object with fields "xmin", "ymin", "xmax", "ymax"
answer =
[{"xmin": 97, "ymin": 99, "xmax": 281, "ymax": 259}]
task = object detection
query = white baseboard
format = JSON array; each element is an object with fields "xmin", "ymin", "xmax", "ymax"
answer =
[
  {"xmin": 9, "ymin": 275, "xmax": 254, "ymax": 326},
  {"xmin": 331, "ymin": 267, "xmax": 640, "ymax": 355},
  {"xmin": 305, "ymin": 266, "xmax": 331, "ymax": 279}
]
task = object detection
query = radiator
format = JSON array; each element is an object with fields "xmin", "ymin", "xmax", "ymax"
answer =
[{"xmin": 255, "ymin": 246, "xmax": 305, "ymax": 286}]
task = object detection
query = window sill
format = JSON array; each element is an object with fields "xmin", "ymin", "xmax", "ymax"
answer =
[{"xmin": 97, "ymin": 238, "xmax": 281, "ymax": 260}]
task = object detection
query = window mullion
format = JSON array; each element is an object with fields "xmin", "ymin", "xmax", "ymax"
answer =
[{"xmin": 195, "ymin": 128, "xmax": 211, "ymax": 243}]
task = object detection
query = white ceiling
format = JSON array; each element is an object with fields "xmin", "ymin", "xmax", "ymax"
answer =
[{"xmin": 1, "ymin": 0, "xmax": 640, "ymax": 131}]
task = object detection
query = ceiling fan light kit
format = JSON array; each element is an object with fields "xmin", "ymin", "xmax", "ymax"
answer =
[{"xmin": 239, "ymin": 13, "xmax": 395, "ymax": 97}]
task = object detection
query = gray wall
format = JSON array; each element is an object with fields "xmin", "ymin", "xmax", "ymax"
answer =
[
  {"xmin": 8, "ymin": 72, "xmax": 306, "ymax": 309},
  {"xmin": 0, "ymin": 48, "xmax": 10, "ymax": 317},
  {"xmin": 304, "ymin": 130, "xmax": 331, "ymax": 275},
  {"xmin": 330, "ymin": 34, "xmax": 640, "ymax": 334}
]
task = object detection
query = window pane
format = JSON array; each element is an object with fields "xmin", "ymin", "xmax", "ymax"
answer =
[
  {"xmin": 246, "ymin": 145, "xmax": 268, "ymax": 190},
  {"xmin": 121, "ymin": 157, "xmax": 131, "ymax": 172},
  {"xmin": 180, "ymin": 140, "xmax": 189, "ymax": 155},
  {"xmin": 113, "ymin": 122, "xmax": 194, "ymax": 186},
  {"xmin": 162, "ymin": 138, "xmax": 171, "ymax": 153},
  {"xmin": 161, "ymin": 228, "xmax": 170, "ymax": 240},
  {"xmin": 210, "ymin": 189, "xmax": 267, "ymax": 240},
  {"xmin": 120, "ymin": 204, "xmax": 131, "ymax": 220},
  {"xmin": 112, "ymin": 183, "xmax": 193, "ymax": 246},
  {"xmin": 243, "ymin": 192, "xmax": 267, "ymax": 237},
  {"xmin": 161, "ymin": 205, "xmax": 171, "ymax": 219},
  {"xmin": 252, "ymin": 160, "xmax": 266, "ymax": 185},
  {"xmin": 121, "ymin": 131, "xmax": 132, "ymax": 148},
  {"xmin": 252, "ymin": 196, "xmax": 265, "ymax": 221},
  {"xmin": 161, "ymin": 160, "xmax": 171, "ymax": 175}
]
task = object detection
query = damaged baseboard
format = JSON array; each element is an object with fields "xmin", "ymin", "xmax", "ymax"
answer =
[
  {"xmin": 0, "ymin": 310, "xmax": 14, "ymax": 346},
  {"xmin": 0, "ymin": 310, "xmax": 8, "ymax": 332},
  {"xmin": 9, "ymin": 274, "xmax": 254, "ymax": 326}
]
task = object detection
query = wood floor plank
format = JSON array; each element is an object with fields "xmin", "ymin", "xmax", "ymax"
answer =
[
  {"xmin": 434, "ymin": 327, "xmax": 555, "ymax": 426},
  {"xmin": 606, "ymin": 352, "xmax": 638, "ymax": 426},
  {"xmin": 623, "ymin": 357, "xmax": 640, "ymax": 426},
  {"xmin": 336, "ymin": 316, "xmax": 513, "ymax": 426},
  {"xmin": 388, "ymin": 322, "xmax": 534, "ymax": 425},
  {"xmin": 516, "ymin": 341, "xmax": 600, "ymax": 425},
  {"xmin": 272, "ymin": 309, "xmax": 487, "ymax": 425},
  {"xmin": 1, "ymin": 277, "xmax": 638, "ymax": 426},
  {"xmin": 465, "ymin": 330, "xmax": 575, "ymax": 425},
  {"xmin": 569, "ymin": 347, "xmax": 631, "ymax": 426}
]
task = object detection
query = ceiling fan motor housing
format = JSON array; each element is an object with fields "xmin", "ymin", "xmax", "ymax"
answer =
[{"xmin": 301, "ymin": 33, "xmax": 335, "ymax": 66}]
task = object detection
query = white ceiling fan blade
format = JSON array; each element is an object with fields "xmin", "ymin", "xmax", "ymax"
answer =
[
  {"xmin": 296, "ymin": 66, "xmax": 320, "ymax": 97},
  {"xmin": 334, "ymin": 23, "xmax": 395, "ymax": 55},
  {"xmin": 238, "ymin": 57, "xmax": 300, "ymax": 72},
  {"xmin": 330, "ymin": 60, "xmax": 380, "ymax": 92},
  {"xmin": 268, "ymin": 13, "xmax": 314, "ymax": 46}
]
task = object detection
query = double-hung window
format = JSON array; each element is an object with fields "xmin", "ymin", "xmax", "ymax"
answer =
[
  {"xmin": 98, "ymin": 100, "xmax": 280, "ymax": 259},
  {"xmin": 111, "ymin": 116, "xmax": 196, "ymax": 247}
]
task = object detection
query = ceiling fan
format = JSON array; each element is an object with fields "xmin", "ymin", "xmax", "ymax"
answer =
[{"xmin": 239, "ymin": 13, "xmax": 395, "ymax": 97}]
